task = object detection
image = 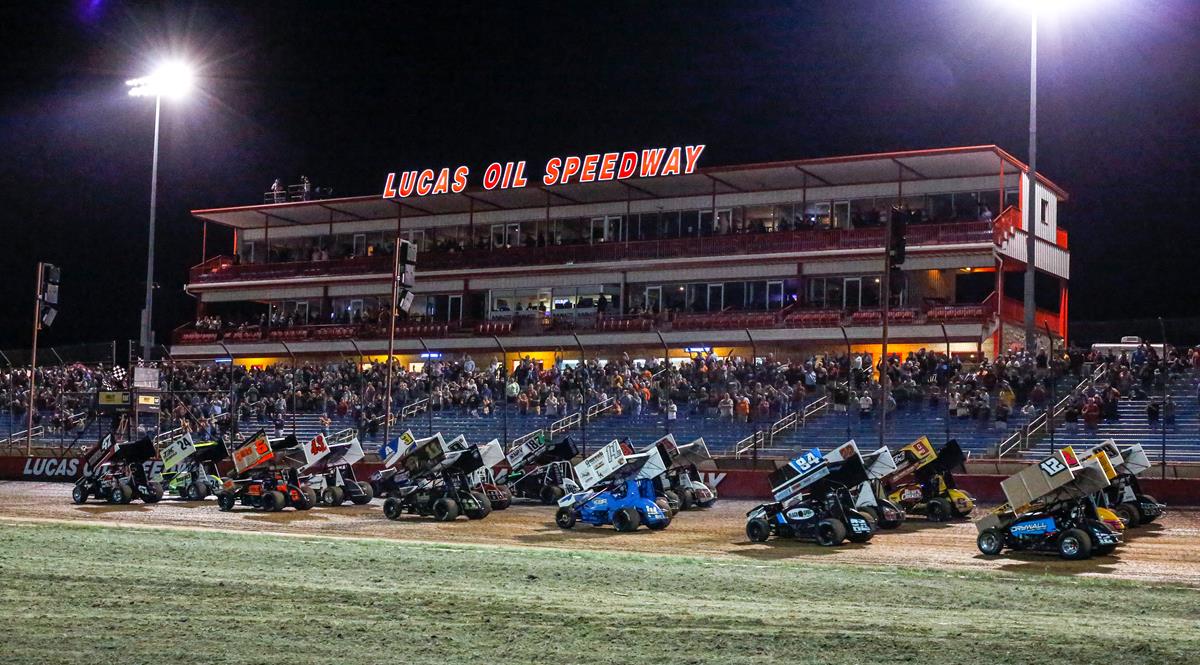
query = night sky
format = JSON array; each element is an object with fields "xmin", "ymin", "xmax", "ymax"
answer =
[{"xmin": 1, "ymin": 1, "xmax": 1197, "ymax": 352}]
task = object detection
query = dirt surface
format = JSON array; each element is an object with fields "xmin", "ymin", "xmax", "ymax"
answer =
[{"xmin": 3, "ymin": 480, "xmax": 1199, "ymax": 585}]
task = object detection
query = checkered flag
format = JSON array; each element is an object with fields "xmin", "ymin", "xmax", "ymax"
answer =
[{"xmin": 103, "ymin": 366, "xmax": 127, "ymax": 389}]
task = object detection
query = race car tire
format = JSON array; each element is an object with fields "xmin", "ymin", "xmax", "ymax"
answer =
[
  {"xmin": 383, "ymin": 497, "xmax": 404, "ymax": 520},
  {"xmin": 926, "ymin": 498, "xmax": 952, "ymax": 522},
  {"xmin": 72, "ymin": 484, "xmax": 88, "ymax": 505},
  {"xmin": 647, "ymin": 512, "xmax": 670, "ymax": 530},
  {"xmin": 539, "ymin": 485, "xmax": 565, "ymax": 506},
  {"xmin": 847, "ymin": 510, "xmax": 874, "ymax": 543},
  {"xmin": 143, "ymin": 483, "xmax": 164, "ymax": 503},
  {"xmin": 491, "ymin": 497, "xmax": 511, "ymax": 511},
  {"xmin": 1121, "ymin": 501, "xmax": 1144, "ymax": 527},
  {"xmin": 877, "ymin": 500, "xmax": 906, "ymax": 529},
  {"xmin": 217, "ymin": 492, "xmax": 237, "ymax": 512},
  {"xmin": 816, "ymin": 518, "xmax": 847, "ymax": 547},
  {"xmin": 265, "ymin": 490, "xmax": 286, "ymax": 512},
  {"xmin": 1058, "ymin": 528, "xmax": 1093, "ymax": 560},
  {"xmin": 302, "ymin": 487, "xmax": 318, "ymax": 508},
  {"xmin": 680, "ymin": 488, "xmax": 695, "ymax": 510},
  {"xmin": 1113, "ymin": 504, "xmax": 1138, "ymax": 528},
  {"xmin": 465, "ymin": 492, "xmax": 492, "ymax": 520},
  {"xmin": 613, "ymin": 507, "xmax": 640, "ymax": 532},
  {"xmin": 555, "ymin": 507, "xmax": 577, "ymax": 530},
  {"xmin": 350, "ymin": 482, "xmax": 373, "ymax": 505},
  {"xmin": 112, "ymin": 483, "xmax": 134, "ymax": 505},
  {"xmin": 294, "ymin": 488, "xmax": 314, "ymax": 511},
  {"xmin": 433, "ymin": 497, "xmax": 460, "ymax": 522},
  {"xmin": 746, "ymin": 517, "xmax": 771, "ymax": 543},
  {"xmin": 1138, "ymin": 495, "xmax": 1160, "ymax": 523},
  {"xmin": 663, "ymin": 490, "xmax": 681, "ymax": 515},
  {"xmin": 196, "ymin": 482, "xmax": 212, "ymax": 500},
  {"xmin": 655, "ymin": 497, "xmax": 673, "ymax": 516},
  {"xmin": 858, "ymin": 505, "xmax": 880, "ymax": 526},
  {"xmin": 976, "ymin": 528, "xmax": 1005, "ymax": 556}
]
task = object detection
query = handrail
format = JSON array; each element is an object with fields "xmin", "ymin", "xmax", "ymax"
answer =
[
  {"xmin": 996, "ymin": 362, "xmax": 1107, "ymax": 457},
  {"xmin": 733, "ymin": 430, "xmax": 766, "ymax": 459}
]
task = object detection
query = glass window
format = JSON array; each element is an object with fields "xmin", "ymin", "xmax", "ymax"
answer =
[
  {"xmin": 681, "ymin": 210, "xmax": 700, "ymax": 237},
  {"xmin": 928, "ymin": 194, "xmax": 954, "ymax": 222},
  {"xmin": 953, "ymin": 192, "xmax": 979, "ymax": 220}
]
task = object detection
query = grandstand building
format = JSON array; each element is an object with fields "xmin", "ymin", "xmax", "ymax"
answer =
[{"xmin": 174, "ymin": 145, "xmax": 1070, "ymax": 369}]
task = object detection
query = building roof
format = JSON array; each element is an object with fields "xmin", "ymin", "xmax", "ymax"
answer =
[{"xmin": 191, "ymin": 144, "xmax": 1067, "ymax": 229}]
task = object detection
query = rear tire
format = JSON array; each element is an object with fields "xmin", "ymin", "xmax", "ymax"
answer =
[
  {"xmin": 112, "ymin": 483, "xmax": 133, "ymax": 505},
  {"xmin": 555, "ymin": 506, "xmax": 577, "ymax": 529},
  {"xmin": 977, "ymin": 528, "xmax": 1004, "ymax": 556},
  {"xmin": 927, "ymin": 498, "xmax": 951, "ymax": 522},
  {"xmin": 816, "ymin": 518, "xmax": 847, "ymax": 546},
  {"xmin": 432, "ymin": 497, "xmax": 460, "ymax": 521},
  {"xmin": 662, "ymin": 490, "xmax": 681, "ymax": 514},
  {"xmin": 294, "ymin": 487, "xmax": 314, "ymax": 511},
  {"xmin": 1120, "ymin": 501, "xmax": 1144, "ymax": 527},
  {"xmin": 217, "ymin": 492, "xmax": 237, "ymax": 511},
  {"xmin": 196, "ymin": 482, "xmax": 211, "ymax": 499},
  {"xmin": 846, "ymin": 510, "xmax": 874, "ymax": 543},
  {"xmin": 465, "ymin": 492, "xmax": 492, "ymax": 520},
  {"xmin": 877, "ymin": 499, "xmax": 906, "ymax": 529},
  {"xmin": 383, "ymin": 497, "xmax": 404, "ymax": 520},
  {"xmin": 1114, "ymin": 504, "xmax": 1138, "ymax": 528},
  {"xmin": 680, "ymin": 488, "xmax": 695, "ymax": 510},
  {"xmin": 858, "ymin": 505, "xmax": 880, "ymax": 526},
  {"xmin": 143, "ymin": 482, "xmax": 164, "ymax": 503},
  {"xmin": 612, "ymin": 507, "xmax": 640, "ymax": 532},
  {"xmin": 350, "ymin": 482, "xmax": 373, "ymax": 505},
  {"xmin": 540, "ymin": 484, "xmax": 565, "ymax": 505},
  {"xmin": 1058, "ymin": 528, "xmax": 1093, "ymax": 560},
  {"xmin": 746, "ymin": 517, "xmax": 771, "ymax": 542},
  {"xmin": 1138, "ymin": 495, "xmax": 1160, "ymax": 523}
]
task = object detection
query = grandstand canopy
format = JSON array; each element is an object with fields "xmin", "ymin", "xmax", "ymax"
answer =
[{"xmin": 191, "ymin": 145, "xmax": 1068, "ymax": 229}]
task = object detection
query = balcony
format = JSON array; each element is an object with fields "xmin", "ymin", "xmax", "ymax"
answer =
[
  {"xmin": 189, "ymin": 221, "xmax": 994, "ymax": 286},
  {"xmin": 172, "ymin": 303, "xmax": 994, "ymax": 347}
]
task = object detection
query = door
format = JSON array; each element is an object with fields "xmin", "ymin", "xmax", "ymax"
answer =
[
  {"xmin": 591, "ymin": 216, "xmax": 621, "ymax": 243},
  {"xmin": 707, "ymin": 284, "xmax": 724, "ymax": 312},
  {"xmin": 699, "ymin": 208, "xmax": 733, "ymax": 235},
  {"xmin": 492, "ymin": 224, "xmax": 521, "ymax": 248},
  {"xmin": 447, "ymin": 295, "xmax": 463, "ymax": 322},
  {"xmin": 644, "ymin": 286, "xmax": 662, "ymax": 314},
  {"xmin": 349, "ymin": 299, "xmax": 364, "ymax": 322},
  {"xmin": 293, "ymin": 301, "xmax": 309, "ymax": 324},
  {"xmin": 843, "ymin": 278, "xmax": 861, "ymax": 311},
  {"xmin": 833, "ymin": 201, "xmax": 850, "ymax": 229},
  {"xmin": 352, "ymin": 233, "xmax": 367, "ymax": 257},
  {"xmin": 767, "ymin": 281, "xmax": 784, "ymax": 310}
]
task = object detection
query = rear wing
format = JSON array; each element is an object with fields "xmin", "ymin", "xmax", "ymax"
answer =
[
  {"xmin": 192, "ymin": 438, "xmax": 228, "ymax": 465},
  {"xmin": 767, "ymin": 447, "xmax": 830, "ymax": 506},
  {"xmin": 380, "ymin": 430, "xmax": 417, "ymax": 469},
  {"xmin": 673, "ymin": 437, "xmax": 713, "ymax": 469},
  {"xmin": 573, "ymin": 440, "xmax": 663, "ymax": 491},
  {"xmin": 301, "ymin": 433, "xmax": 365, "ymax": 474},
  {"xmin": 999, "ymin": 446, "xmax": 1116, "ymax": 512},
  {"xmin": 860, "ymin": 444, "xmax": 899, "ymax": 481},
  {"xmin": 1116, "ymin": 443, "xmax": 1153, "ymax": 476},
  {"xmin": 914, "ymin": 440, "xmax": 967, "ymax": 485},
  {"xmin": 818, "ymin": 440, "xmax": 869, "ymax": 491},
  {"xmin": 112, "ymin": 437, "xmax": 157, "ymax": 465},
  {"xmin": 156, "ymin": 434, "xmax": 197, "ymax": 472},
  {"xmin": 476, "ymin": 439, "xmax": 506, "ymax": 470},
  {"xmin": 231, "ymin": 430, "xmax": 273, "ymax": 474},
  {"xmin": 506, "ymin": 435, "xmax": 578, "ymax": 470},
  {"xmin": 888, "ymin": 436, "xmax": 938, "ymax": 482},
  {"xmin": 84, "ymin": 433, "xmax": 118, "ymax": 468}
]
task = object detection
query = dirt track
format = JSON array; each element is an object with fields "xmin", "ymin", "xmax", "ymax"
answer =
[{"xmin": 3, "ymin": 480, "xmax": 1199, "ymax": 586}]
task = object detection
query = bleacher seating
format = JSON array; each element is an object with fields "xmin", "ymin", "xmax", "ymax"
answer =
[
  {"xmin": 926, "ymin": 304, "xmax": 986, "ymax": 323},
  {"xmin": 475, "ymin": 321, "xmax": 512, "ymax": 335},
  {"xmin": 782, "ymin": 310, "xmax": 842, "ymax": 328}
]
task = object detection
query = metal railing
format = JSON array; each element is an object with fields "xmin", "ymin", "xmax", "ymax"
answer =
[{"xmin": 996, "ymin": 363, "xmax": 1108, "ymax": 458}]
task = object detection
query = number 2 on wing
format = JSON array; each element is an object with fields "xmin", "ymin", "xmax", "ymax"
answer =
[{"xmin": 1040, "ymin": 458, "xmax": 1066, "ymax": 476}]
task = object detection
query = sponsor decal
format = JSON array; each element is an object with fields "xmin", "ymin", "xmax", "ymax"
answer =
[
  {"xmin": 1039, "ymin": 457, "xmax": 1067, "ymax": 476},
  {"xmin": 849, "ymin": 518, "xmax": 871, "ymax": 533},
  {"xmin": 784, "ymin": 507, "xmax": 815, "ymax": 522},
  {"xmin": 1009, "ymin": 517, "xmax": 1056, "ymax": 536},
  {"xmin": 22, "ymin": 457, "xmax": 80, "ymax": 478}
]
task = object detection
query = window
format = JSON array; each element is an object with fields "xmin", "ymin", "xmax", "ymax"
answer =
[{"xmin": 1040, "ymin": 199, "xmax": 1049, "ymax": 225}]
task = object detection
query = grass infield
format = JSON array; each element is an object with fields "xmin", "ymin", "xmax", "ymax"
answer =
[{"xmin": 0, "ymin": 520, "xmax": 1198, "ymax": 664}]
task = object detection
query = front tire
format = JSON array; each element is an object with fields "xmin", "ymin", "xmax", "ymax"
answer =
[
  {"xmin": 71, "ymin": 484, "xmax": 88, "ymax": 505},
  {"xmin": 112, "ymin": 483, "xmax": 133, "ymax": 505},
  {"xmin": 217, "ymin": 492, "xmax": 237, "ymax": 512},
  {"xmin": 926, "ymin": 498, "xmax": 951, "ymax": 522},
  {"xmin": 977, "ymin": 528, "xmax": 1004, "ymax": 556},
  {"xmin": 432, "ymin": 497, "xmax": 460, "ymax": 522},
  {"xmin": 1138, "ymin": 495, "xmax": 1161, "ymax": 524},
  {"xmin": 555, "ymin": 506, "xmax": 577, "ymax": 529},
  {"xmin": 746, "ymin": 517, "xmax": 771, "ymax": 542},
  {"xmin": 612, "ymin": 507, "xmax": 640, "ymax": 532},
  {"xmin": 539, "ymin": 484, "xmax": 565, "ymax": 505},
  {"xmin": 1058, "ymin": 528, "xmax": 1093, "ymax": 560},
  {"xmin": 383, "ymin": 497, "xmax": 404, "ymax": 520},
  {"xmin": 816, "ymin": 518, "xmax": 847, "ymax": 546}
]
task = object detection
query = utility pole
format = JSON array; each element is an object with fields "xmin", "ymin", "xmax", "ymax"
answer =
[{"xmin": 26, "ymin": 262, "xmax": 44, "ymax": 456}]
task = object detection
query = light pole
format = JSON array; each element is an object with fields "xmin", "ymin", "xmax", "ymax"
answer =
[
  {"xmin": 127, "ymin": 62, "xmax": 193, "ymax": 361},
  {"xmin": 1023, "ymin": 9, "xmax": 1039, "ymax": 355}
]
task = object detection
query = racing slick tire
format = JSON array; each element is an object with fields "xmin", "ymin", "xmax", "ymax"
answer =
[
  {"xmin": 926, "ymin": 498, "xmax": 952, "ymax": 522},
  {"xmin": 217, "ymin": 492, "xmax": 237, "ymax": 512},
  {"xmin": 746, "ymin": 517, "xmax": 772, "ymax": 543},
  {"xmin": 858, "ymin": 505, "xmax": 880, "ymax": 525},
  {"xmin": 1114, "ymin": 504, "xmax": 1139, "ymax": 528},
  {"xmin": 491, "ymin": 496, "xmax": 511, "ymax": 511},
  {"xmin": 196, "ymin": 482, "xmax": 212, "ymax": 500},
  {"xmin": 1138, "ymin": 495, "xmax": 1161, "ymax": 524},
  {"xmin": 302, "ymin": 487, "xmax": 318, "ymax": 509},
  {"xmin": 294, "ymin": 487, "xmax": 314, "ymax": 511},
  {"xmin": 264, "ymin": 490, "xmax": 286, "ymax": 512},
  {"xmin": 1058, "ymin": 528, "xmax": 1093, "ymax": 560},
  {"xmin": 350, "ymin": 482, "xmax": 373, "ymax": 505},
  {"xmin": 1120, "ymin": 501, "xmax": 1144, "ymax": 527},
  {"xmin": 539, "ymin": 484, "xmax": 565, "ymax": 506},
  {"xmin": 976, "ymin": 528, "xmax": 1005, "ymax": 556},
  {"xmin": 555, "ymin": 507, "xmax": 577, "ymax": 530},
  {"xmin": 662, "ymin": 490, "xmax": 681, "ymax": 515},
  {"xmin": 143, "ymin": 482, "xmax": 164, "ymax": 503},
  {"xmin": 680, "ymin": 488, "xmax": 695, "ymax": 510},
  {"xmin": 816, "ymin": 518, "xmax": 848, "ymax": 547},
  {"xmin": 71, "ymin": 484, "xmax": 88, "ymax": 505},
  {"xmin": 432, "ymin": 497, "xmax": 460, "ymax": 522},
  {"xmin": 876, "ymin": 499, "xmax": 906, "ymax": 529},
  {"xmin": 184, "ymin": 482, "xmax": 202, "ymax": 501},
  {"xmin": 112, "ymin": 483, "xmax": 134, "ymax": 505},
  {"xmin": 654, "ymin": 497, "xmax": 673, "ymax": 516},
  {"xmin": 613, "ymin": 507, "xmax": 641, "ymax": 532},
  {"xmin": 465, "ymin": 492, "xmax": 492, "ymax": 520},
  {"xmin": 383, "ymin": 497, "xmax": 404, "ymax": 520}
]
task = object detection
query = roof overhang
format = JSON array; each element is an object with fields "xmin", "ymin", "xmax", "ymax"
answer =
[{"xmin": 191, "ymin": 145, "xmax": 1068, "ymax": 230}]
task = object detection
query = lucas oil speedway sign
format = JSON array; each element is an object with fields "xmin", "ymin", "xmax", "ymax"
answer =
[{"xmin": 383, "ymin": 145, "xmax": 704, "ymax": 198}]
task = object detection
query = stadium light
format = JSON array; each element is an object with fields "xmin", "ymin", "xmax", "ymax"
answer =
[
  {"xmin": 127, "ymin": 59, "xmax": 195, "ymax": 360},
  {"xmin": 126, "ymin": 61, "xmax": 194, "ymax": 99}
]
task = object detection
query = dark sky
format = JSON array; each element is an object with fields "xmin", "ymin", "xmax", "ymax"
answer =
[{"xmin": 1, "ymin": 0, "xmax": 1197, "ymax": 351}]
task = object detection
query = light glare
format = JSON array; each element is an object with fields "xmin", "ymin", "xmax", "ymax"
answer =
[{"xmin": 126, "ymin": 61, "xmax": 194, "ymax": 99}]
